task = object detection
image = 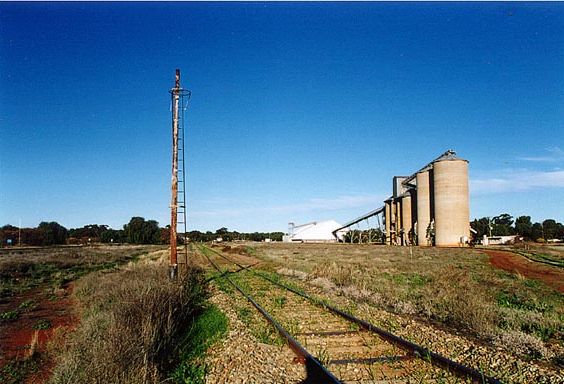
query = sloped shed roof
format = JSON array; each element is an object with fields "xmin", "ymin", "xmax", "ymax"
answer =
[{"xmin": 291, "ymin": 220, "xmax": 346, "ymax": 241}]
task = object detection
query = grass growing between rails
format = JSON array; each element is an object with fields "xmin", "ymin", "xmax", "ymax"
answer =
[{"xmin": 49, "ymin": 260, "xmax": 210, "ymax": 384}]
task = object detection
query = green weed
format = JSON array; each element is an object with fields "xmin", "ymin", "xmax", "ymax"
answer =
[
  {"xmin": 0, "ymin": 310, "xmax": 19, "ymax": 321},
  {"xmin": 237, "ymin": 307, "xmax": 252, "ymax": 323},
  {"xmin": 171, "ymin": 305, "xmax": 228, "ymax": 384},
  {"xmin": 273, "ymin": 296, "xmax": 286, "ymax": 308},
  {"xmin": 244, "ymin": 246, "xmax": 257, "ymax": 257},
  {"xmin": 33, "ymin": 319, "xmax": 52, "ymax": 330},
  {"xmin": 315, "ymin": 348, "xmax": 331, "ymax": 366},
  {"xmin": 18, "ymin": 299, "xmax": 36, "ymax": 311},
  {"xmin": 255, "ymin": 323, "xmax": 284, "ymax": 346},
  {"xmin": 385, "ymin": 272, "xmax": 431, "ymax": 288},
  {"xmin": 0, "ymin": 357, "xmax": 40, "ymax": 384},
  {"xmin": 496, "ymin": 291, "xmax": 552, "ymax": 313}
]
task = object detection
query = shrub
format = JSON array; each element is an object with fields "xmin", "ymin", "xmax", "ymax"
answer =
[
  {"xmin": 495, "ymin": 330, "xmax": 549, "ymax": 358},
  {"xmin": 420, "ymin": 267, "xmax": 497, "ymax": 337},
  {"xmin": 0, "ymin": 310, "xmax": 19, "ymax": 321},
  {"xmin": 49, "ymin": 262, "xmax": 208, "ymax": 384}
]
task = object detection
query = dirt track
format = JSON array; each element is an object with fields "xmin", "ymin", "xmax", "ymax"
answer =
[
  {"xmin": 481, "ymin": 249, "xmax": 564, "ymax": 293},
  {"xmin": 0, "ymin": 283, "xmax": 77, "ymax": 383}
]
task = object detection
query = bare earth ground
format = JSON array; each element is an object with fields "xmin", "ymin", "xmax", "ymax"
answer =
[
  {"xmin": 0, "ymin": 283, "xmax": 77, "ymax": 384},
  {"xmin": 481, "ymin": 249, "xmax": 564, "ymax": 293},
  {"xmin": 0, "ymin": 284, "xmax": 73, "ymax": 363}
]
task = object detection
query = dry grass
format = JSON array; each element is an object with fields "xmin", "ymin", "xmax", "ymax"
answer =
[
  {"xmin": 252, "ymin": 243, "xmax": 563, "ymax": 360},
  {"xmin": 494, "ymin": 330, "xmax": 548, "ymax": 358},
  {"xmin": 48, "ymin": 259, "xmax": 207, "ymax": 384},
  {"xmin": 0, "ymin": 245, "xmax": 165, "ymax": 297}
]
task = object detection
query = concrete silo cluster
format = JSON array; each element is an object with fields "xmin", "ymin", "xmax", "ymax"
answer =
[{"xmin": 384, "ymin": 150, "xmax": 470, "ymax": 247}]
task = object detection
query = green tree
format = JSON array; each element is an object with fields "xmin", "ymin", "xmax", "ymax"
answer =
[
  {"xmin": 471, "ymin": 217, "xmax": 490, "ymax": 238},
  {"xmin": 542, "ymin": 219, "xmax": 558, "ymax": 240},
  {"xmin": 531, "ymin": 222, "xmax": 544, "ymax": 242},
  {"xmin": 514, "ymin": 216, "xmax": 533, "ymax": 239},
  {"xmin": 557, "ymin": 223, "xmax": 564, "ymax": 240},
  {"xmin": 38, "ymin": 221, "xmax": 68, "ymax": 245},
  {"xmin": 100, "ymin": 228, "xmax": 125, "ymax": 243},
  {"xmin": 123, "ymin": 217, "xmax": 161, "ymax": 244},
  {"xmin": 268, "ymin": 232, "xmax": 285, "ymax": 242},
  {"xmin": 215, "ymin": 227, "xmax": 230, "ymax": 241},
  {"xmin": 492, "ymin": 214, "xmax": 514, "ymax": 236}
]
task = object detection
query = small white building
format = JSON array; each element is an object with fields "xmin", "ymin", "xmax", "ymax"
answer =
[
  {"xmin": 283, "ymin": 220, "xmax": 347, "ymax": 243},
  {"xmin": 482, "ymin": 235, "xmax": 519, "ymax": 245}
]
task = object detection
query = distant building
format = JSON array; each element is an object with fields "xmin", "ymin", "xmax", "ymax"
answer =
[
  {"xmin": 482, "ymin": 235, "xmax": 519, "ymax": 245},
  {"xmin": 284, "ymin": 220, "xmax": 347, "ymax": 243}
]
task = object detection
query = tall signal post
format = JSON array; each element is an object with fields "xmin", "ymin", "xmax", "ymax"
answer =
[{"xmin": 169, "ymin": 69, "xmax": 190, "ymax": 280}]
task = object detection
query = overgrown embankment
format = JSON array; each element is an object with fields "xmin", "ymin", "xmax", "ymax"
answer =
[{"xmin": 49, "ymin": 260, "xmax": 214, "ymax": 384}]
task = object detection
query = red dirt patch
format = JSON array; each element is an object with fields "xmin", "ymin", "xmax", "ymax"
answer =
[
  {"xmin": 482, "ymin": 249, "xmax": 564, "ymax": 293},
  {"xmin": 0, "ymin": 283, "xmax": 78, "ymax": 383}
]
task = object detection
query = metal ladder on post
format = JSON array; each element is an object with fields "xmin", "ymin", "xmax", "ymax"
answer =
[{"xmin": 176, "ymin": 86, "xmax": 190, "ymax": 270}]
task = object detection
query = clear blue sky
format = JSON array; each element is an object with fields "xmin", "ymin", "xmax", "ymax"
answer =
[{"xmin": 1, "ymin": 2, "xmax": 563, "ymax": 232}]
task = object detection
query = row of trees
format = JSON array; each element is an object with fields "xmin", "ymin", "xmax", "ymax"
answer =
[
  {"xmin": 4, "ymin": 214, "xmax": 560, "ymax": 247},
  {"xmin": 187, "ymin": 227, "xmax": 285, "ymax": 242},
  {"xmin": 0, "ymin": 217, "xmax": 169, "ymax": 246},
  {"xmin": 471, "ymin": 214, "xmax": 564, "ymax": 242},
  {"xmin": 1, "ymin": 221, "xmax": 285, "ymax": 247},
  {"xmin": 1, "ymin": 222, "xmax": 70, "ymax": 246}
]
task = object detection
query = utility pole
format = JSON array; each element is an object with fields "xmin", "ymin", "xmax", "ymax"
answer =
[
  {"xmin": 169, "ymin": 69, "xmax": 180, "ymax": 280},
  {"xmin": 18, "ymin": 218, "xmax": 21, "ymax": 247},
  {"xmin": 168, "ymin": 69, "xmax": 191, "ymax": 279}
]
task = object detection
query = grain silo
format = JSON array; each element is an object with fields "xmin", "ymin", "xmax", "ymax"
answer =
[
  {"xmin": 401, "ymin": 193, "xmax": 413, "ymax": 245},
  {"xmin": 416, "ymin": 170, "xmax": 432, "ymax": 246},
  {"xmin": 384, "ymin": 201, "xmax": 392, "ymax": 245},
  {"xmin": 432, "ymin": 158, "xmax": 470, "ymax": 246},
  {"xmin": 394, "ymin": 200, "xmax": 402, "ymax": 245},
  {"xmin": 357, "ymin": 150, "xmax": 469, "ymax": 247}
]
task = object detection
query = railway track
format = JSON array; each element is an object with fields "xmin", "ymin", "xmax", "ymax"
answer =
[{"xmin": 199, "ymin": 245, "xmax": 502, "ymax": 384}]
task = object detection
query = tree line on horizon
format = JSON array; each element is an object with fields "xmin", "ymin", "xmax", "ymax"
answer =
[
  {"xmin": 0, "ymin": 220, "xmax": 285, "ymax": 247},
  {"xmin": 471, "ymin": 214, "xmax": 564, "ymax": 242},
  {"xmin": 2, "ymin": 213, "xmax": 562, "ymax": 247}
]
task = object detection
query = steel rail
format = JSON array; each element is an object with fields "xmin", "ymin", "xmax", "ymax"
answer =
[
  {"xmin": 204, "ymin": 261, "xmax": 260, "ymax": 283},
  {"xmin": 204, "ymin": 245, "xmax": 502, "ymax": 384},
  {"xmin": 199, "ymin": 246, "xmax": 342, "ymax": 384}
]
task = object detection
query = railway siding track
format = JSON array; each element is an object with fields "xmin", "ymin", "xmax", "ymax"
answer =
[{"xmin": 199, "ymin": 245, "xmax": 502, "ymax": 384}]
